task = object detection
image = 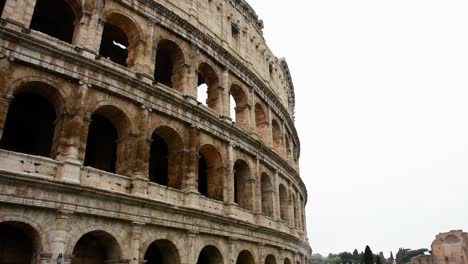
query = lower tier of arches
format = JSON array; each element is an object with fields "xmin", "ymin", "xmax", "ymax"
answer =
[{"xmin": 0, "ymin": 202, "xmax": 310, "ymax": 264}]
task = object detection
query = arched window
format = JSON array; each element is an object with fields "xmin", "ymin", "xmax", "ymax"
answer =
[
  {"xmin": 236, "ymin": 250, "xmax": 255, "ymax": 264},
  {"xmin": 144, "ymin": 239, "xmax": 180, "ymax": 264},
  {"xmin": 0, "ymin": 93, "xmax": 56, "ymax": 157},
  {"xmin": 99, "ymin": 13, "xmax": 142, "ymax": 68},
  {"xmin": 84, "ymin": 114, "xmax": 118, "ymax": 173},
  {"xmin": 149, "ymin": 134, "xmax": 168, "ymax": 185},
  {"xmin": 261, "ymin": 173, "xmax": 274, "ymax": 217},
  {"xmin": 71, "ymin": 231, "xmax": 121, "ymax": 264},
  {"xmin": 99, "ymin": 23, "xmax": 129, "ymax": 66},
  {"xmin": 0, "ymin": 221, "xmax": 40, "ymax": 263},
  {"xmin": 271, "ymin": 119, "xmax": 283, "ymax": 155},
  {"xmin": 279, "ymin": 184, "xmax": 289, "ymax": 222},
  {"xmin": 197, "ymin": 63, "xmax": 220, "ymax": 111},
  {"xmin": 197, "ymin": 245, "xmax": 223, "ymax": 264},
  {"xmin": 230, "ymin": 85, "xmax": 249, "ymax": 128},
  {"xmin": 233, "ymin": 160, "xmax": 253, "ymax": 211},
  {"xmin": 149, "ymin": 126, "xmax": 184, "ymax": 189},
  {"xmin": 198, "ymin": 145, "xmax": 223, "ymax": 201},
  {"xmin": 265, "ymin": 255, "xmax": 277, "ymax": 264},
  {"xmin": 30, "ymin": 0, "xmax": 78, "ymax": 43},
  {"xmin": 255, "ymin": 103, "xmax": 268, "ymax": 142},
  {"xmin": 284, "ymin": 258, "xmax": 292, "ymax": 264},
  {"xmin": 0, "ymin": 0, "xmax": 6, "ymax": 17},
  {"xmin": 154, "ymin": 40, "xmax": 185, "ymax": 91}
]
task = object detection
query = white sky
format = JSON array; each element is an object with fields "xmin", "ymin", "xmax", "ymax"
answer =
[{"xmin": 246, "ymin": 0, "xmax": 468, "ymax": 257}]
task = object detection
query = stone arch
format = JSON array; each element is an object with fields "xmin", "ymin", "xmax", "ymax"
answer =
[
  {"xmin": 271, "ymin": 119, "xmax": 283, "ymax": 156},
  {"xmin": 261, "ymin": 172, "xmax": 274, "ymax": 217},
  {"xmin": 30, "ymin": 0, "xmax": 81, "ymax": 44},
  {"xmin": 279, "ymin": 184, "xmax": 289, "ymax": 222},
  {"xmin": 149, "ymin": 126, "xmax": 184, "ymax": 189},
  {"xmin": 236, "ymin": 250, "xmax": 255, "ymax": 264},
  {"xmin": 0, "ymin": 221, "xmax": 42, "ymax": 264},
  {"xmin": 233, "ymin": 159, "xmax": 254, "ymax": 211},
  {"xmin": 197, "ymin": 62, "xmax": 221, "ymax": 112},
  {"xmin": 99, "ymin": 10, "xmax": 145, "ymax": 67},
  {"xmin": 265, "ymin": 254, "xmax": 277, "ymax": 264},
  {"xmin": 230, "ymin": 84, "xmax": 249, "ymax": 128},
  {"xmin": 144, "ymin": 239, "xmax": 180, "ymax": 264},
  {"xmin": 198, "ymin": 144, "xmax": 224, "ymax": 201},
  {"xmin": 255, "ymin": 102, "xmax": 268, "ymax": 142},
  {"xmin": 154, "ymin": 39, "xmax": 186, "ymax": 92},
  {"xmin": 84, "ymin": 103, "xmax": 132, "ymax": 174},
  {"xmin": 66, "ymin": 224, "xmax": 125, "ymax": 258},
  {"xmin": 0, "ymin": 81, "xmax": 66, "ymax": 158},
  {"xmin": 71, "ymin": 230, "xmax": 122, "ymax": 264},
  {"xmin": 197, "ymin": 245, "xmax": 223, "ymax": 264},
  {"xmin": 284, "ymin": 258, "xmax": 291, "ymax": 264}
]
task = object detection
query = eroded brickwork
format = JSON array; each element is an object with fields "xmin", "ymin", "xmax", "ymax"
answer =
[
  {"xmin": 0, "ymin": 0, "xmax": 310, "ymax": 263},
  {"xmin": 412, "ymin": 230, "xmax": 468, "ymax": 264}
]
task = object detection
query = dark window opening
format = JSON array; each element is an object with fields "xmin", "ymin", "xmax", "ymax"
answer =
[
  {"xmin": 149, "ymin": 134, "xmax": 169, "ymax": 185},
  {"xmin": 197, "ymin": 246, "xmax": 223, "ymax": 264},
  {"xmin": 0, "ymin": 93, "xmax": 56, "ymax": 157},
  {"xmin": 0, "ymin": 222, "xmax": 34, "ymax": 264},
  {"xmin": 84, "ymin": 114, "xmax": 117, "ymax": 173},
  {"xmin": 144, "ymin": 240, "xmax": 180, "ymax": 264},
  {"xmin": 154, "ymin": 46, "xmax": 173, "ymax": 87},
  {"xmin": 231, "ymin": 23, "xmax": 240, "ymax": 40},
  {"xmin": 99, "ymin": 23, "xmax": 129, "ymax": 67},
  {"xmin": 198, "ymin": 154, "xmax": 208, "ymax": 196},
  {"xmin": 30, "ymin": 0, "xmax": 76, "ymax": 43},
  {"xmin": 269, "ymin": 63, "xmax": 273, "ymax": 76},
  {"xmin": 234, "ymin": 172, "xmax": 239, "ymax": 204},
  {"xmin": 72, "ymin": 233, "xmax": 106, "ymax": 264},
  {"xmin": 0, "ymin": 0, "xmax": 6, "ymax": 17}
]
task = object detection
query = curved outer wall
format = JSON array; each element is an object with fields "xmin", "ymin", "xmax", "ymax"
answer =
[{"xmin": 0, "ymin": 0, "xmax": 311, "ymax": 263}]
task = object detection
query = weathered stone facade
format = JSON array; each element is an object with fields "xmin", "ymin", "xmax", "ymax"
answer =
[
  {"xmin": 412, "ymin": 230, "xmax": 468, "ymax": 264},
  {"xmin": 0, "ymin": 0, "xmax": 310, "ymax": 263}
]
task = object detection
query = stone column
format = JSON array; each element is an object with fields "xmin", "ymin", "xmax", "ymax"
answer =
[
  {"xmin": 49, "ymin": 210, "xmax": 73, "ymax": 264},
  {"xmin": 73, "ymin": 12, "xmax": 102, "ymax": 59},
  {"xmin": 3, "ymin": 0, "xmax": 36, "ymax": 27},
  {"xmin": 248, "ymin": 85, "xmax": 256, "ymax": 133},
  {"xmin": 221, "ymin": 67, "xmax": 231, "ymax": 119},
  {"xmin": 184, "ymin": 230, "xmax": 198, "ymax": 264},
  {"xmin": 266, "ymin": 107, "xmax": 273, "ymax": 147},
  {"xmin": 224, "ymin": 142, "xmax": 235, "ymax": 216},
  {"xmin": 129, "ymin": 223, "xmax": 144, "ymax": 264},
  {"xmin": 183, "ymin": 125, "xmax": 199, "ymax": 193},
  {"xmin": 0, "ymin": 95, "xmax": 12, "ymax": 141},
  {"xmin": 131, "ymin": 106, "xmax": 151, "ymax": 196},
  {"xmin": 273, "ymin": 170, "xmax": 280, "ymax": 220},
  {"xmin": 253, "ymin": 157, "xmax": 262, "ymax": 213}
]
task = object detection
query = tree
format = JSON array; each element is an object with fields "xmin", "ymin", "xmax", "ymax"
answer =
[
  {"xmin": 389, "ymin": 251, "xmax": 394, "ymax": 262},
  {"xmin": 364, "ymin": 246, "xmax": 374, "ymax": 264}
]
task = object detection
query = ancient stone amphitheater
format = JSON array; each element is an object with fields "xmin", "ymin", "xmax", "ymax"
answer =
[{"xmin": 0, "ymin": 0, "xmax": 310, "ymax": 263}]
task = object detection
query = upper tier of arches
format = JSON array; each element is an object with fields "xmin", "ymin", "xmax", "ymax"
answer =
[{"xmin": 0, "ymin": 0, "xmax": 300, "ymax": 166}]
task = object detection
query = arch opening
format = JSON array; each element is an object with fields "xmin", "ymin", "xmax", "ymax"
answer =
[
  {"xmin": 30, "ymin": 0, "xmax": 78, "ymax": 43},
  {"xmin": 255, "ymin": 103, "xmax": 268, "ymax": 142},
  {"xmin": 271, "ymin": 120, "xmax": 282, "ymax": 155},
  {"xmin": 149, "ymin": 126, "xmax": 184, "ymax": 189},
  {"xmin": 230, "ymin": 85, "xmax": 249, "ymax": 128},
  {"xmin": 154, "ymin": 40, "xmax": 185, "ymax": 91},
  {"xmin": 236, "ymin": 250, "xmax": 255, "ymax": 264},
  {"xmin": 0, "ymin": 0, "xmax": 6, "ymax": 17},
  {"xmin": 197, "ymin": 63, "xmax": 220, "ymax": 111},
  {"xmin": 144, "ymin": 239, "xmax": 180, "ymax": 264},
  {"xmin": 0, "ymin": 93, "xmax": 56, "ymax": 157},
  {"xmin": 279, "ymin": 184, "xmax": 289, "ymax": 223},
  {"xmin": 265, "ymin": 255, "xmax": 277, "ymax": 264},
  {"xmin": 233, "ymin": 160, "xmax": 253, "ymax": 211},
  {"xmin": 0, "ymin": 221, "xmax": 39, "ymax": 264},
  {"xmin": 84, "ymin": 114, "xmax": 118, "ymax": 173},
  {"xmin": 198, "ymin": 145, "xmax": 223, "ymax": 201},
  {"xmin": 71, "ymin": 231, "xmax": 121, "ymax": 264},
  {"xmin": 284, "ymin": 258, "xmax": 291, "ymax": 264},
  {"xmin": 99, "ymin": 22, "xmax": 129, "ymax": 67},
  {"xmin": 196, "ymin": 245, "xmax": 223, "ymax": 264},
  {"xmin": 261, "ymin": 173, "xmax": 274, "ymax": 217}
]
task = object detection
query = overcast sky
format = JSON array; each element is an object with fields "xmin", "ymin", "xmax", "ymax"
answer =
[{"xmin": 246, "ymin": 0, "xmax": 468, "ymax": 257}]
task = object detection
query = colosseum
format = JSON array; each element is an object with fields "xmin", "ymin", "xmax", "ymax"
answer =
[{"xmin": 0, "ymin": 0, "xmax": 311, "ymax": 263}]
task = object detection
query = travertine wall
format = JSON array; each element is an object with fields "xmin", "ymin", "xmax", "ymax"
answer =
[
  {"xmin": 0, "ymin": 0, "xmax": 310, "ymax": 263},
  {"xmin": 411, "ymin": 230, "xmax": 467, "ymax": 264}
]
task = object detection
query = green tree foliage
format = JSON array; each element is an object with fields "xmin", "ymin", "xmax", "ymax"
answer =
[
  {"xmin": 364, "ymin": 245, "xmax": 374, "ymax": 264},
  {"xmin": 395, "ymin": 248, "xmax": 428, "ymax": 264}
]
